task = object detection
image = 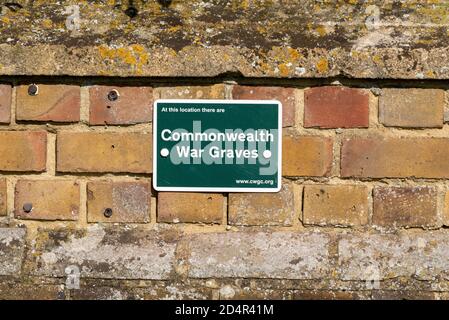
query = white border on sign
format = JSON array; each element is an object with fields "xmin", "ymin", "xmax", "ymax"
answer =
[{"xmin": 153, "ymin": 99, "xmax": 282, "ymax": 193}]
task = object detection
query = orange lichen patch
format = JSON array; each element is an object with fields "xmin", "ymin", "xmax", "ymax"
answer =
[
  {"xmin": 270, "ymin": 47, "xmax": 302, "ymax": 64},
  {"xmin": 288, "ymin": 48, "xmax": 302, "ymax": 61},
  {"xmin": 373, "ymin": 55, "xmax": 383, "ymax": 64},
  {"xmin": 98, "ymin": 44, "xmax": 149, "ymax": 75},
  {"xmin": 426, "ymin": 70, "xmax": 436, "ymax": 78},
  {"xmin": 278, "ymin": 63, "xmax": 290, "ymax": 76},
  {"xmin": 258, "ymin": 61, "xmax": 272, "ymax": 74},
  {"xmin": 316, "ymin": 25, "xmax": 327, "ymax": 36},
  {"xmin": 169, "ymin": 48, "xmax": 178, "ymax": 57},
  {"xmin": 240, "ymin": 0, "xmax": 250, "ymax": 10},
  {"xmin": 257, "ymin": 25, "xmax": 268, "ymax": 34},
  {"xmin": 167, "ymin": 26, "xmax": 182, "ymax": 33},
  {"xmin": 316, "ymin": 57, "xmax": 329, "ymax": 73},
  {"xmin": 41, "ymin": 19, "xmax": 53, "ymax": 29}
]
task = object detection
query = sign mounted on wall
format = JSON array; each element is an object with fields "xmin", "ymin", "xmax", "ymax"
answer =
[{"xmin": 153, "ymin": 99, "xmax": 282, "ymax": 192}]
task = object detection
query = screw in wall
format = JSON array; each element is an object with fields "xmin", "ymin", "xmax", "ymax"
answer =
[
  {"xmin": 104, "ymin": 208, "xmax": 113, "ymax": 218},
  {"xmin": 28, "ymin": 84, "xmax": 39, "ymax": 96}
]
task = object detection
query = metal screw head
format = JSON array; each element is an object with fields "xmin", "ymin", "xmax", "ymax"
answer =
[
  {"xmin": 103, "ymin": 208, "xmax": 113, "ymax": 218},
  {"xmin": 28, "ymin": 84, "xmax": 38, "ymax": 96},
  {"xmin": 107, "ymin": 89, "xmax": 119, "ymax": 101},
  {"xmin": 23, "ymin": 203, "xmax": 33, "ymax": 213}
]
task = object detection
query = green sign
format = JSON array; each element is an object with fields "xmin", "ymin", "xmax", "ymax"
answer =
[{"xmin": 153, "ymin": 99, "xmax": 282, "ymax": 192}]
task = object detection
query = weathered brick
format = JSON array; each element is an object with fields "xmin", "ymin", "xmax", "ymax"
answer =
[
  {"xmin": 0, "ymin": 283, "xmax": 63, "ymax": 300},
  {"xmin": 304, "ymin": 86, "xmax": 369, "ymax": 128},
  {"xmin": 379, "ymin": 88, "xmax": 444, "ymax": 128},
  {"xmin": 303, "ymin": 185, "xmax": 368, "ymax": 227},
  {"xmin": 157, "ymin": 193, "xmax": 223, "ymax": 224},
  {"xmin": 371, "ymin": 291, "xmax": 437, "ymax": 300},
  {"xmin": 341, "ymin": 137, "xmax": 449, "ymax": 178},
  {"xmin": 444, "ymin": 190, "xmax": 449, "ymax": 227},
  {"xmin": 16, "ymin": 84, "xmax": 80, "ymax": 122},
  {"xmin": 373, "ymin": 186, "xmax": 438, "ymax": 228},
  {"xmin": 232, "ymin": 85, "xmax": 296, "ymax": 127},
  {"xmin": 143, "ymin": 285, "xmax": 214, "ymax": 300},
  {"xmin": 0, "ymin": 178, "xmax": 6, "ymax": 216},
  {"xmin": 32, "ymin": 226, "xmax": 178, "ymax": 280},
  {"xmin": 0, "ymin": 131, "xmax": 46, "ymax": 172},
  {"xmin": 57, "ymin": 132, "xmax": 152, "ymax": 173},
  {"xmin": 220, "ymin": 287, "xmax": 291, "ymax": 300},
  {"xmin": 293, "ymin": 290, "xmax": 369, "ymax": 300},
  {"xmin": 0, "ymin": 228, "xmax": 26, "ymax": 276},
  {"xmin": 187, "ymin": 232, "xmax": 330, "ymax": 279},
  {"xmin": 87, "ymin": 181, "xmax": 151, "ymax": 223},
  {"xmin": 14, "ymin": 180, "xmax": 80, "ymax": 221},
  {"xmin": 282, "ymin": 134, "xmax": 333, "ymax": 177},
  {"xmin": 69, "ymin": 286, "xmax": 140, "ymax": 300},
  {"xmin": 155, "ymin": 84, "xmax": 225, "ymax": 99},
  {"xmin": 89, "ymin": 86, "xmax": 153, "ymax": 125},
  {"xmin": 229, "ymin": 182, "xmax": 295, "ymax": 226},
  {"xmin": 0, "ymin": 84, "xmax": 11, "ymax": 123},
  {"xmin": 338, "ymin": 231, "xmax": 449, "ymax": 281}
]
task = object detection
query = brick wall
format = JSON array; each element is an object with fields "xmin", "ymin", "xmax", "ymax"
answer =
[{"xmin": 1, "ymin": 80, "xmax": 449, "ymax": 300}]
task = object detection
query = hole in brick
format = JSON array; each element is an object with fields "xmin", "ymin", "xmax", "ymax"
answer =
[
  {"xmin": 111, "ymin": 145, "xmax": 115, "ymax": 149},
  {"xmin": 104, "ymin": 208, "xmax": 113, "ymax": 218},
  {"xmin": 28, "ymin": 84, "xmax": 38, "ymax": 96},
  {"xmin": 125, "ymin": 6, "xmax": 138, "ymax": 18},
  {"xmin": 106, "ymin": 105, "xmax": 112, "ymax": 109},
  {"xmin": 107, "ymin": 89, "xmax": 119, "ymax": 101},
  {"xmin": 207, "ymin": 196, "xmax": 212, "ymax": 201},
  {"xmin": 23, "ymin": 203, "xmax": 33, "ymax": 213}
]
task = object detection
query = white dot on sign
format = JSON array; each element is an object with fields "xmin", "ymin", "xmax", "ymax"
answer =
[
  {"xmin": 160, "ymin": 148, "xmax": 169, "ymax": 157},
  {"xmin": 263, "ymin": 150, "xmax": 272, "ymax": 159}
]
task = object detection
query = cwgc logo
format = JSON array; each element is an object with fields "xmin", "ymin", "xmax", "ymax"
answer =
[{"xmin": 160, "ymin": 120, "xmax": 278, "ymax": 176}]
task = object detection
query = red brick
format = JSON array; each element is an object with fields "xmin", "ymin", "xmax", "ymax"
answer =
[
  {"xmin": 232, "ymin": 86, "xmax": 296, "ymax": 127},
  {"xmin": 228, "ymin": 182, "xmax": 295, "ymax": 226},
  {"xmin": 56, "ymin": 132, "xmax": 152, "ymax": 173},
  {"xmin": 0, "ymin": 131, "xmax": 46, "ymax": 172},
  {"xmin": 303, "ymin": 185, "xmax": 368, "ymax": 227},
  {"xmin": 87, "ymin": 181, "xmax": 151, "ymax": 223},
  {"xmin": 0, "ymin": 178, "xmax": 6, "ymax": 216},
  {"xmin": 157, "ymin": 193, "xmax": 224, "ymax": 224},
  {"xmin": 89, "ymin": 86, "xmax": 153, "ymax": 125},
  {"xmin": 341, "ymin": 137, "xmax": 449, "ymax": 178},
  {"xmin": 379, "ymin": 88, "xmax": 444, "ymax": 128},
  {"xmin": 304, "ymin": 86, "xmax": 369, "ymax": 128},
  {"xmin": 16, "ymin": 84, "xmax": 80, "ymax": 122},
  {"xmin": 14, "ymin": 180, "xmax": 80, "ymax": 221},
  {"xmin": 373, "ymin": 186, "xmax": 439, "ymax": 228},
  {"xmin": 0, "ymin": 85, "xmax": 11, "ymax": 123},
  {"xmin": 282, "ymin": 134, "xmax": 333, "ymax": 177}
]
